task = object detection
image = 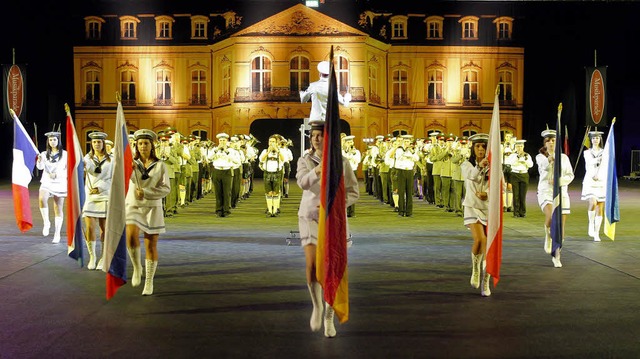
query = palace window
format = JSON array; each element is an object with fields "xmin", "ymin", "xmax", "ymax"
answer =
[
  {"xmin": 84, "ymin": 69, "xmax": 101, "ymax": 106},
  {"xmin": 120, "ymin": 69, "xmax": 137, "ymax": 106},
  {"xmin": 191, "ymin": 15, "xmax": 209, "ymax": 39},
  {"xmin": 368, "ymin": 64, "xmax": 379, "ymax": 104},
  {"xmin": 155, "ymin": 16, "xmax": 174, "ymax": 40},
  {"xmin": 494, "ymin": 17, "xmax": 514, "ymax": 40},
  {"xmin": 427, "ymin": 68, "xmax": 444, "ymax": 105},
  {"xmin": 425, "ymin": 16, "xmax": 444, "ymax": 40},
  {"xmin": 155, "ymin": 69, "xmax": 172, "ymax": 105},
  {"xmin": 459, "ymin": 16, "xmax": 479, "ymax": 40},
  {"xmin": 191, "ymin": 69, "xmax": 207, "ymax": 105},
  {"xmin": 221, "ymin": 62, "xmax": 231, "ymax": 104},
  {"xmin": 119, "ymin": 16, "xmax": 140, "ymax": 40},
  {"xmin": 251, "ymin": 56, "xmax": 272, "ymax": 92},
  {"xmin": 336, "ymin": 56, "xmax": 349, "ymax": 94},
  {"xmin": 84, "ymin": 16, "xmax": 105, "ymax": 40},
  {"xmin": 462, "ymin": 129, "xmax": 478, "ymax": 138},
  {"xmin": 498, "ymin": 69, "xmax": 514, "ymax": 105},
  {"xmin": 392, "ymin": 67, "xmax": 409, "ymax": 105},
  {"xmin": 289, "ymin": 56, "xmax": 310, "ymax": 92},
  {"xmin": 462, "ymin": 69, "xmax": 479, "ymax": 105},
  {"xmin": 390, "ymin": 15, "xmax": 408, "ymax": 40}
]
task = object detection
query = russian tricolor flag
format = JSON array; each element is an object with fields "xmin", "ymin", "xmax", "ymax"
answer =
[
  {"xmin": 103, "ymin": 102, "xmax": 133, "ymax": 299},
  {"xmin": 11, "ymin": 110, "xmax": 39, "ymax": 232},
  {"xmin": 65, "ymin": 105, "xmax": 86, "ymax": 265}
]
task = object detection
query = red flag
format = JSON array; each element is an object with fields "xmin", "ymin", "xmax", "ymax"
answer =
[
  {"xmin": 563, "ymin": 125, "xmax": 569, "ymax": 156},
  {"xmin": 11, "ymin": 110, "xmax": 39, "ymax": 232},
  {"xmin": 103, "ymin": 102, "xmax": 133, "ymax": 299},
  {"xmin": 316, "ymin": 47, "xmax": 349, "ymax": 323},
  {"xmin": 65, "ymin": 105, "xmax": 85, "ymax": 265},
  {"xmin": 486, "ymin": 87, "xmax": 504, "ymax": 286}
]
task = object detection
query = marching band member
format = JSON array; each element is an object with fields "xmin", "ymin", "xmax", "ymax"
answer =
[
  {"xmin": 209, "ymin": 133, "xmax": 240, "ymax": 217},
  {"xmin": 125, "ymin": 129, "xmax": 171, "ymax": 295},
  {"xmin": 36, "ymin": 131, "xmax": 68, "ymax": 243},
  {"xmin": 502, "ymin": 131, "xmax": 516, "ymax": 212},
  {"xmin": 82, "ymin": 131, "xmax": 113, "ymax": 269},
  {"xmin": 391, "ymin": 135, "xmax": 419, "ymax": 217},
  {"xmin": 342, "ymin": 135, "xmax": 361, "ymax": 217},
  {"xmin": 280, "ymin": 137, "xmax": 294, "ymax": 199},
  {"xmin": 505, "ymin": 139, "xmax": 533, "ymax": 218},
  {"xmin": 260, "ymin": 135, "xmax": 285, "ymax": 217},
  {"xmin": 536, "ymin": 129, "xmax": 574, "ymax": 267}
]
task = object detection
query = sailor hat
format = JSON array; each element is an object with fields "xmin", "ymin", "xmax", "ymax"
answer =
[
  {"xmin": 88, "ymin": 131, "xmax": 107, "ymax": 140},
  {"xmin": 541, "ymin": 129, "xmax": 557, "ymax": 138},
  {"xmin": 309, "ymin": 120, "xmax": 325, "ymax": 131},
  {"xmin": 588, "ymin": 130, "xmax": 604, "ymax": 137},
  {"xmin": 45, "ymin": 131, "xmax": 61, "ymax": 137},
  {"xmin": 133, "ymin": 129, "xmax": 157, "ymax": 142},
  {"xmin": 468, "ymin": 133, "xmax": 489, "ymax": 143}
]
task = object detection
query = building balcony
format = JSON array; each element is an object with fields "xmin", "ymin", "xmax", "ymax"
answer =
[
  {"xmin": 82, "ymin": 98, "xmax": 100, "ymax": 106},
  {"xmin": 154, "ymin": 98, "xmax": 173, "ymax": 106},
  {"xmin": 463, "ymin": 98, "xmax": 481, "ymax": 106},
  {"xmin": 190, "ymin": 95, "xmax": 208, "ymax": 106}
]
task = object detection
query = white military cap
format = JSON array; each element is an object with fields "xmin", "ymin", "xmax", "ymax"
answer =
[
  {"xmin": 401, "ymin": 134, "xmax": 413, "ymax": 139},
  {"xmin": 317, "ymin": 61, "xmax": 330, "ymax": 75},
  {"xmin": 309, "ymin": 120, "xmax": 325, "ymax": 130},
  {"xmin": 216, "ymin": 133, "xmax": 229, "ymax": 139},
  {"xmin": 45, "ymin": 131, "xmax": 61, "ymax": 137},
  {"xmin": 468, "ymin": 133, "xmax": 489, "ymax": 143},
  {"xmin": 588, "ymin": 130, "xmax": 604, "ymax": 137},
  {"xmin": 88, "ymin": 131, "xmax": 107, "ymax": 140},
  {"xmin": 133, "ymin": 129, "xmax": 157, "ymax": 142},
  {"xmin": 105, "ymin": 140, "xmax": 114, "ymax": 146},
  {"xmin": 515, "ymin": 139, "xmax": 527, "ymax": 144},
  {"xmin": 343, "ymin": 135, "xmax": 355, "ymax": 141},
  {"xmin": 541, "ymin": 129, "xmax": 557, "ymax": 138}
]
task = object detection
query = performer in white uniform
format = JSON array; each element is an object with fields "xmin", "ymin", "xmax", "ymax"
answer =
[
  {"xmin": 125, "ymin": 129, "xmax": 171, "ymax": 296},
  {"xmin": 82, "ymin": 131, "xmax": 113, "ymax": 270},
  {"xmin": 300, "ymin": 61, "xmax": 351, "ymax": 122},
  {"xmin": 580, "ymin": 130, "xmax": 606, "ymax": 242},
  {"xmin": 36, "ymin": 131, "xmax": 68, "ymax": 243},
  {"xmin": 461, "ymin": 133, "xmax": 492, "ymax": 297},
  {"xmin": 536, "ymin": 129, "xmax": 574, "ymax": 268},
  {"xmin": 296, "ymin": 120, "xmax": 359, "ymax": 338}
]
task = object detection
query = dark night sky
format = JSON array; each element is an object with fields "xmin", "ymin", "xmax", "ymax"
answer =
[{"xmin": 1, "ymin": 0, "xmax": 639, "ymax": 180}]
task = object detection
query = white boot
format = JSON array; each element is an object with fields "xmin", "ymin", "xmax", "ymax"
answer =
[
  {"xmin": 324, "ymin": 302, "xmax": 336, "ymax": 338},
  {"xmin": 127, "ymin": 247, "xmax": 143, "ymax": 287},
  {"xmin": 481, "ymin": 272, "xmax": 492, "ymax": 297},
  {"xmin": 52, "ymin": 217, "xmax": 63, "ymax": 244},
  {"xmin": 142, "ymin": 259, "xmax": 158, "ymax": 296},
  {"xmin": 307, "ymin": 282, "xmax": 324, "ymax": 332},
  {"xmin": 265, "ymin": 195, "xmax": 273, "ymax": 216},
  {"xmin": 470, "ymin": 253, "xmax": 482, "ymax": 289},
  {"xmin": 587, "ymin": 210, "xmax": 595, "ymax": 237},
  {"xmin": 40, "ymin": 208, "xmax": 50, "ymax": 236},
  {"xmin": 593, "ymin": 215, "xmax": 603, "ymax": 242},
  {"xmin": 392, "ymin": 193, "xmax": 399, "ymax": 209},
  {"xmin": 551, "ymin": 248, "xmax": 562, "ymax": 268},
  {"xmin": 86, "ymin": 241, "xmax": 97, "ymax": 270},
  {"xmin": 544, "ymin": 225, "xmax": 552, "ymax": 254}
]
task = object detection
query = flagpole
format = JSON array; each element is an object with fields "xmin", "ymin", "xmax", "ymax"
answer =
[{"xmin": 573, "ymin": 125, "xmax": 591, "ymax": 174}]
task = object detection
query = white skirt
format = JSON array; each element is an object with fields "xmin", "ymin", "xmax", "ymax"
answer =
[
  {"xmin": 298, "ymin": 217, "xmax": 318, "ymax": 247},
  {"xmin": 126, "ymin": 205, "xmax": 166, "ymax": 234},
  {"xmin": 464, "ymin": 206, "xmax": 487, "ymax": 226},
  {"xmin": 83, "ymin": 200, "xmax": 107, "ymax": 218},
  {"xmin": 537, "ymin": 190, "xmax": 571, "ymax": 214}
]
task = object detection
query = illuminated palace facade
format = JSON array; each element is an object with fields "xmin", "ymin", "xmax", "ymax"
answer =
[{"xmin": 72, "ymin": 2, "xmax": 524, "ymax": 151}]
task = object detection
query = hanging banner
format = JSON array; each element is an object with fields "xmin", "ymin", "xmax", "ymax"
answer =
[
  {"xmin": 3, "ymin": 64, "xmax": 27, "ymax": 124},
  {"xmin": 585, "ymin": 66, "xmax": 607, "ymax": 127}
]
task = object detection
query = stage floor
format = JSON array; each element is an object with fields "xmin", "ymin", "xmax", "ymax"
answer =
[{"xmin": 1, "ymin": 179, "xmax": 639, "ymax": 358}]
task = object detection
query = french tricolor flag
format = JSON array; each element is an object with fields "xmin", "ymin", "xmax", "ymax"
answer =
[
  {"xmin": 102, "ymin": 102, "xmax": 133, "ymax": 299},
  {"xmin": 11, "ymin": 110, "xmax": 39, "ymax": 232},
  {"xmin": 65, "ymin": 105, "xmax": 85, "ymax": 266}
]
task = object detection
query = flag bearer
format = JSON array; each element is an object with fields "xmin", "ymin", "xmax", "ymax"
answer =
[{"xmin": 36, "ymin": 131, "xmax": 68, "ymax": 243}]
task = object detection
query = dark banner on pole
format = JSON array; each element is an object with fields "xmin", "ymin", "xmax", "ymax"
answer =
[
  {"xmin": 585, "ymin": 66, "xmax": 607, "ymax": 127},
  {"xmin": 3, "ymin": 63, "xmax": 27, "ymax": 125}
]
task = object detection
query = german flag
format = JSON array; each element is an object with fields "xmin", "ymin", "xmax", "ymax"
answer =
[{"xmin": 316, "ymin": 46, "xmax": 349, "ymax": 323}]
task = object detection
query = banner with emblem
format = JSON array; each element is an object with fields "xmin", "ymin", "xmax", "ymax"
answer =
[
  {"xmin": 3, "ymin": 64, "xmax": 28, "ymax": 124},
  {"xmin": 585, "ymin": 66, "xmax": 608, "ymax": 127}
]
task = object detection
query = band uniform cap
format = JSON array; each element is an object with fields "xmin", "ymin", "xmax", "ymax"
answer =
[
  {"xmin": 446, "ymin": 134, "xmax": 455, "ymax": 141},
  {"xmin": 309, "ymin": 120, "xmax": 325, "ymax": 131},
  {"xmin": 401, "ymin": 134, "xmax": 413, "ymax": 139},
  {"xmin": 588, "ymin": 130, "xmax": 604, "ymax": 137},
  {"xmin": 159, "ymin": 134, "xmax": 170, "ymax": 141},
  {"xmin": 88, "ymin": 131, "xmax": 107, "ymax": 140},
  {"xmin": 45, "ymin": 131, "xmax": 61, "ymax": 137},
  {"xmin": 317, "ymin": 61, "xmax": 330, "ymax": 75},
  {"xmin": 429, "ymin": 131, "xmax": 440, "ymax": 137},
  {"xmin": 343, "ymin": 135, "xmax": 355, "ymax": 141},
  {"xmin": 133, "ymin": 129, "xmax": 157, "ymax": 142},
  {"xmin": 216, "ymin": 132, "xmax": 229, "ymax": 139},
  {"xmin": 230, "ymin": 136, "xmax": 239, "ymax": 142},
  {"xmin": 515, "ymin": 139, "xmax": 527, "ymax": 144},
  {"xmin": 165, "ymin": 126, "xmax": 177, "ymax": 135},
  {"xmin": 105, "ymin": 140, "xmax": 114, "ymax": 146},
  {"xmin": 437, "ymin": 135, "xmax": 445, "ymax": 140},
  {"xmin": 468, "ymin": 133, "xmax": 489, "ymax": 143},
  {"xmin": 541, "ymin": 129, "xmax": 557, "ymax": 138},
  {"xmin": 375, "ymin": 135, "xmax": 384, "ymax": 140},
  {"xmin": 460, "ymin": 136, "xmax": 469, "ymax": 144}
]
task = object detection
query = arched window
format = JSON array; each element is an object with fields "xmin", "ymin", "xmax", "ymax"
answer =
[
  {"xmin": 427, "ymin": 68, "xmax": 444, "ymax": 105},
  {"xmin": 290, "ymin": 56, "xmax": 310, "ymax": 92},
  {"xmin": 493, "ymin": 17, "xmax": 514, "ymax": 40},
  {"xmin": 251, "ymin": 56, "xmax": 272, "ymax": 93},
  {"xmin": 191, "ymin": 15, "xmax": 209, "ymax": 39},
  {"xmin": 459, "ymin": 16, "xmax": 479, "ymax": 40},
  {"xmin": 392, "ymin": 68, "xmax": 409, "ymax": 105},
  {"xmin": 119, "ymin": 16, "xmax": 140, "ymax": 40},
  {"xmin": 498, "ymin": 69, "xmax": 514, "ymax": 104},
  {"xmin": 425, "ymin": 16, "xmax": 444, "ymax": 40},
  {"xmin": 191, "ymin": 69, "xmax": 207, "ymax": 105},
  {"xmin": 462, "ymin": 69, "xmax": 479, "ymax": 105},
  {"xmin": 84, "ymin": 69, "xmax": 101, "ymax": 106},
  {"xmin": 156, "ymin": 69, "xmax": 172, "ymax": 105},
  {"xmin": 84, "ymin": 16, "xmax": 105, "ymax": 40},
  {"xmin": 120, "ymin": 69, "xmax": 137, "ymax": 106},
  {"xmin": 155, "ymin": 16, "xmax": 174, "ymax": 40}
]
